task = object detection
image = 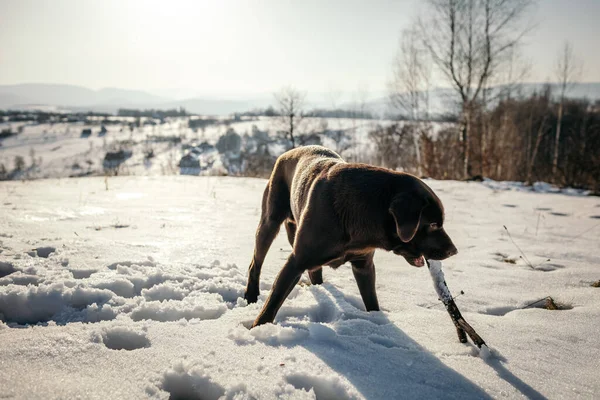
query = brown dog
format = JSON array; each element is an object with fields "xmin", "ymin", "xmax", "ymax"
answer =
[{"xmin": 244, "ymin": 145, "xmax": 457, "ymax": 327}]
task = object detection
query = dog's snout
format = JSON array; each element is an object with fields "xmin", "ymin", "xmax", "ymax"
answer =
[{"xmin": 446, "ymin": 245, "xmax": 458, "ymax": 257}]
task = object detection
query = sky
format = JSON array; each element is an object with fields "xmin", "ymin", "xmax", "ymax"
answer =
[{"xmin": 1, "ymin": 0, "xmax": 599, "ymax": 99}]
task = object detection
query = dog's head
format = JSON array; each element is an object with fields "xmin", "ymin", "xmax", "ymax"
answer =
[{"xmin": 389, "ymin": 184, "xmax": 457, "ymax": 267}]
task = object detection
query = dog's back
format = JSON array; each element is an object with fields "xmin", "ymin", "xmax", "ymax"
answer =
[
  {"xmin": 274, "ymin": 145, "xmax": 343, "ymax": 184},
  {"xmin": 271, "ymin": 146, "xmax": 345, "ymax": 220}
]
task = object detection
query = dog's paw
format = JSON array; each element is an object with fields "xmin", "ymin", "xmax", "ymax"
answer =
[{"xmin": 243, "ymin": 290, "xmax": 259, "ymax": 304}]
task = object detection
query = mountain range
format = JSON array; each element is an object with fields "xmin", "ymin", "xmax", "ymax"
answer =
[
  {"xmin": 0, "ymin": 84, "xmax": 277, "ymax": 115},
  {"xmin": 1, "ymin": 82, "xmax": 599, "ymax": 116}
]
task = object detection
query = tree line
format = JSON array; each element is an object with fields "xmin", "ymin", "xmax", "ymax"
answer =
[{"xmin": 379, "ymin": 0, "xmax": 599, "ymax": 191}]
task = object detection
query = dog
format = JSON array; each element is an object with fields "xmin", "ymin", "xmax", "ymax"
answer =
[{"xmin": 244, "ymin": 145, "xmax": 457, "ymax": 327}]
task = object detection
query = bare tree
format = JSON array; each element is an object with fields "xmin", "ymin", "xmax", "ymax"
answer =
[
  {"xmin": 483, "ymin": 46, "xmax": 531, "ymax": 176},
  {"xmin": 496, "ymin": 45, "xmax": 531, "ymax": 100},
  {"xmin": 419, "ymin": 0, "xmax": 534, "ymax": 178},
  {"xmin": 389, "ymin": 27, "xmax": 431, "ymax": 121},
  {"xmin": 552, "ymin": 41, "xmax": 582, "ymax": 179},
  {"xmin": 326, "ymin": 84, "xmax": 342, "ymax": 115},
  {"xmin": 349, "ymin": 83, "xmax": 370, "ymax": 162},
  {"xmin": 525, "ymin": 85, "xmax": 551, "ymax": 184},
  {"xmin": 274, "ymin": 86, "xmax": 306, "ymax": 148},
  {"xmin": 327, "ymin": 84, "xmax": 344, "ymax": 149},
  {"xmin": 389, "ymin": 26, "xmax": 431, "ymax": 175}
]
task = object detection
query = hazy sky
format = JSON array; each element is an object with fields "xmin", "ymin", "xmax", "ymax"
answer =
[{"xmin": 1, "ymin": 0, "xmax": 599, "ymax": 98}]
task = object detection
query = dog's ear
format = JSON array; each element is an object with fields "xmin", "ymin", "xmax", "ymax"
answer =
[{"xmin": 389, "ymin": 193, "xmax": 426, "ymax": 243}]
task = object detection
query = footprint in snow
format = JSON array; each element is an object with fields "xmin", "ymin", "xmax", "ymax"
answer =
[
  {"xmin": 97, "ymin": 326, "xmax": 150, "ymax": 351},
  {"xmin": 549, "ymin": 212, "xmax": 570, "ymax": 217},
  {"xmin": 534, "ymin": 263, "xmax": 565, "ymax": 272},
  {"xmin": 158, "ymin": 362, "xmax": 249, "ymax": 400},
  {"xmin": 0, "ymin": 261, "xmax": 17, "ymax": 278},
  {"xmin": 34, "ymin": 246, "xmax": 56, "ymax": 258},
  {"xmin": 479, "ymin": 298, "xmax": 573, "ymax": 316}
]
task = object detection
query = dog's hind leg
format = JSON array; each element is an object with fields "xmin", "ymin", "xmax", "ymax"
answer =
[
  {"xmin": 286, "ymin": 220, "xmax": 323, "ymax": 285},
  {"xmin": 244, "ymin": 180, "xmax": 290, "ymax": 304},
  {"xmin": 252, "ymin": 245, "xmax": 344, "ymax": 326},
  {"xmin": 351, "ymin": 251, "xmax": 380, "ymax": 311}
]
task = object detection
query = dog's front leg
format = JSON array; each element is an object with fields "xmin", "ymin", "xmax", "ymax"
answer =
[
  {"xmin": 308, "ymin": 267, "xmax": 323, "ymax": 285},
  {"xmin": 244, "ymin": 257, "xmax": 263, "ymax": 304},
  {"xmin": 351, "ymin": 251, "xmax": 380, "ymax": 311},
  {"xmin": 252, "ymin": 254, "xmax": 305, "ymax": 327}
]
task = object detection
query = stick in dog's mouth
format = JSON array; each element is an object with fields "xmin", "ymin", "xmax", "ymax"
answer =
[{"xmin": 426, "ymin": 259, "xmax": 487, "ymax": 349}]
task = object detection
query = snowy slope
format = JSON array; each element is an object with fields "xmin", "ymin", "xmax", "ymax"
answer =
[
  {"xmin": 0, "ymin": 176, "xmax": 599, "ymax": 399},
  {"xmin": 0, "ymin": 117, "xmax": 390, "ymax": 180},
  {"xmin": 0, "ymin": 117, "xmax": 458, "ymax": 181}
]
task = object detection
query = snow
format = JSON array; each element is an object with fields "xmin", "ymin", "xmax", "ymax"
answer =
[
  {"xmin": 158, "ymin": 361, "xmax": 229, "ymax": 400},
  {"xmin": 1, "ymin": 117, "xmax": 456, "ymax": 180},
  {"xmin": 481, "ymin": 179, "xmax": 590, "ymax": 196},
  {"xmin": 0, "ymin": 117, "xmax": 378, "ymax": 179},
  {"xmin": 478, "ymin": 344, "xmax": 492, "ymax": 361},
  {"xmin": 1, "ymin": 175, "xmax": 599, "ymax": 399}
]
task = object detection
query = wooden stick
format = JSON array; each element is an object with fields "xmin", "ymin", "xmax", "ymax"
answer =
[{"xmin": 427, "ymin": 259, "xmax": 487, "ymax": 348}]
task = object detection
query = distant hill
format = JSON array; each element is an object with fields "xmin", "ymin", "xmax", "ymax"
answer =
[
  {"xmin": 363, "ymin": 82, "xmax": 600, "ymax": 118},
  {"xmin": 1, "ymin": 82, "xmax": 599, "ymax": 116},
  {"xmin": 0, "ymin": 84, "xmax": 168, "ymax": 112},
  {"xmin": 0, "ymin": 92, "xmax": 30, "ymax": 109},
  {"xmin": 160, "ymin": 97, "xmax": 274, "ymax": 116},
  {"xmin": 0, "ymin": 83, "xmax": 275, "ymax": 115},
  {"xmin": 515, "ymin": 82, "xmax": 600, "ymax": 100}
]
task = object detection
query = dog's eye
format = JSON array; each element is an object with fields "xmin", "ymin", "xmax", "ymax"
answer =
[{"xmin": 429, "ymin": 223, "xmax": 439, "ymax": 230}]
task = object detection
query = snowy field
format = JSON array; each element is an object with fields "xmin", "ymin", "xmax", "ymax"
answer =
[
  {"xmin": 0, "ymin": 116, "xmax": 456, "ymax": 181},
  {"xmin": 1, "ymin": 176, "xmax": 599, "ymax": 399},
  {"xmin": 0, "ymin": 117, "xmax": 385, "ymax": 180}
]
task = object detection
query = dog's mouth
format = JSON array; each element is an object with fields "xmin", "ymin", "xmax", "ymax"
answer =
[
  {"xmin": 393, "ymin": 247, "xmax": 425, "ymax": 267},
  {"xmin": 406, "ymin": 255, "xmax": 425, "ymax": 267}
]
